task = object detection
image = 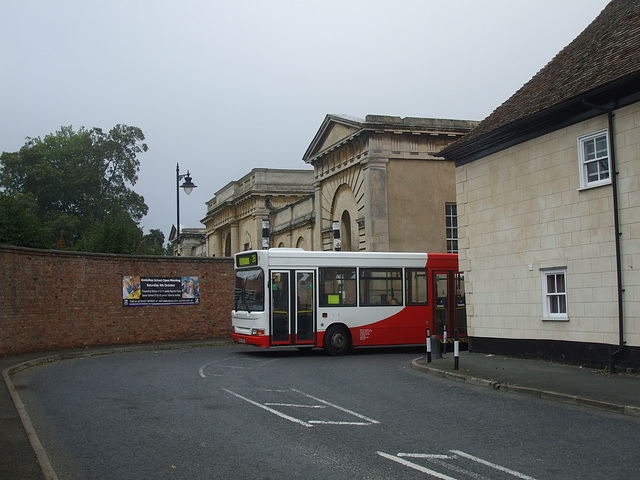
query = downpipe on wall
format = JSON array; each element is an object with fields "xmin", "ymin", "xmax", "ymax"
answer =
[
  {"xmin": 583, "ymin": 100, "xmax": 625, "ymax": 372},
  {"xmin": 607, "ymin": 109, "xmax": 626, "ymax": 373}
]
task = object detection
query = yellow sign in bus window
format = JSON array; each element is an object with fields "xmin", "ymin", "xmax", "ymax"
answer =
[{"xmin": 328, "ymin": 294, "xmax": 340, "ymax": 305}]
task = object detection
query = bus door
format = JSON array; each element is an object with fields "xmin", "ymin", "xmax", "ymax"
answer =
[
  {"xmin": 270, "ymin": 270, "xmax": 315, "ymax": 346},
  {"xmin": 295, "ymin": 271, "xmax": 315, "ymax": 345},
  {"xmin": 433, "ymin": 271, "xmax": 467, "ymax": 349}
]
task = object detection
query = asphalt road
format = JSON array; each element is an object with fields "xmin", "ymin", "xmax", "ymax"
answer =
[{"xmin": 12, "ymin": 345, "xmax": 640, "ymax": 479}]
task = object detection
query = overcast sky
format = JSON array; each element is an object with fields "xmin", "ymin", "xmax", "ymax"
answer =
[{"xmin": 1, "ymin": 0, "xmax": 611, "ymax": 239}]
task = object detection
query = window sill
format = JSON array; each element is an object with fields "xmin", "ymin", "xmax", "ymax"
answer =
[
  {"xmin": 541, "ymin": 317, "xmax": 570, "ymax": 322},
  {"xmin": 578, "ymin": 181, "xmax": 611, "ymax": 192}
]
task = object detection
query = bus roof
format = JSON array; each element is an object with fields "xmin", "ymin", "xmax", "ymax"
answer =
[{"xmin": 235, "ymin": 249, "xmax": 458, "ymax": 269}]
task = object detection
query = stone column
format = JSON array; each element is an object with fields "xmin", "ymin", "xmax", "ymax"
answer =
[
  {"xmin": 212, "ymin": 231, "xmax": 222, "ymax": 257},
  {"xmin": 363, "ymin": 157, "xmax": 390, "ymax": 252},
  {"xmin": 313, "ymin": 180, "xmax": 323, "ymax": 251},
  {"xmin": 230, "ymin": 222, "xmax": 239, "ymax": 256}
]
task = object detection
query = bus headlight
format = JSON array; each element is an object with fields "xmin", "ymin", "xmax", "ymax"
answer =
[{"xmin": 252, "ymin": 329, "xmax": 265, "ymax": 336}]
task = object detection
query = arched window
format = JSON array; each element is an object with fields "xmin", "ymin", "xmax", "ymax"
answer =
[
  {"xmin": 340, "ymin": 210, "xmax": 352, "ymax": 251},
  {"xmin": 224, "ymin": 234, "xmax": 231, "ymax": 257},
  {"xmin": 332, "ymin": 184, "xmax": 357, "ymax": 251}
]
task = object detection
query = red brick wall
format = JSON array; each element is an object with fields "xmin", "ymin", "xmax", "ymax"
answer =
[{"xmin": 0, "ymin": 246, "xmax": 235, "ymax": 356}]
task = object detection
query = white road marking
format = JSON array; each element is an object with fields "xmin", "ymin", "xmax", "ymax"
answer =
[
  {"xmin": 309, "ymin": 421, "xmax": 372, "ymax": 425},
  {"xmin": 427, "ymin": 457, "xmax": 494, "ymax": 480},
  {"xmin": 376, "ymin": 452, "xmax": 458, "ymax": 480},
  {"xmin": 224, "ymin": 388, "xmax": 379, "ymax": 427},
  {"xmin": 264, "ymin": 403, "xmax": 326, "ymax": 409},
  {"xmin": 450, "ymin": 450, "xmax": 539, "ymax": 480},
  {"xmin": 381, "ymin": 451, "xmax": 539, "ymax": 480},
  {"xmin": 223, "ymin": 389, "xmax": 314, "ymax": 427},
  {"xmin": 398, "ymin": 454, "xmax": 453, "ymax": 460},
  {"xmin": 292, "ymin": 389, "xmax": 380, "ymax": 424},
  {"xmin": 199, "ymin": 357, "xmax": 238, "ymax": 378},
  {"xmin": 199, "ymin": 356, "xmax": 266, "ymax": 378},
  {"xmin": 257, "ymin": 358, "xmax": 281, "ymax": 368}
]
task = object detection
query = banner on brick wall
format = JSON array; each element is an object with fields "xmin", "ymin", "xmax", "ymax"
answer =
[{"xmin": 122, "ymin": 276, "xmax": 200, "ymax": 306}]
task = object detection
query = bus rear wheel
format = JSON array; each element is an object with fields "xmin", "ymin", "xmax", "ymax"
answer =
[{"xmin": 323, "ymin": 325, "xmax": 351, "ymax": 356}]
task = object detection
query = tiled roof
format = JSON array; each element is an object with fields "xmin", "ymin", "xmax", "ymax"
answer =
[{"xmin": 441, "ymin": 0, "xmax": 640, "ymax": 159}]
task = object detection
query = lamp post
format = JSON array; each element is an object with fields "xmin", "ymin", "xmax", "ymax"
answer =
[{"xmin": 176, "ymin": 163, "xmax": 196, "ymax": 256}]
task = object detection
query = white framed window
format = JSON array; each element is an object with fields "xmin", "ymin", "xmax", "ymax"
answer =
[
  {"xmin": 542, "ymin": 268, "xmax": 568, "ymax": 320},
  {"xmin": 445, "ymin": 203, "xmax": 458, "ymax": 253},
  {"xmin": 578, "ymin": 129, "xmax": 610, "ymax": 189}
]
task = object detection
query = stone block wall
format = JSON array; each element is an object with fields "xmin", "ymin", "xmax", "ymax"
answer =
[{"xmin": 456, "ymin": 102, "xmax": 639, "ymax": 350}]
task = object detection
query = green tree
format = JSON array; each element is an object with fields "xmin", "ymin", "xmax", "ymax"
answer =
[
  {"xmin": 0, "ymin": 124, "xmax": 149, "ymax": 252},
  {"xmin": 74, "ymin": 207, "xmax": 144, "ymax": 254},
  {"xmin": 0, "ymin": 193, "xmax": 50, "ymax": 248},
  {"xmin": 90, "ymin": 125, "xmax": 148, "ymax": 222},
  {"xmin": 140, "ymin": 228, "xmax": 166, "ymax": 255}
]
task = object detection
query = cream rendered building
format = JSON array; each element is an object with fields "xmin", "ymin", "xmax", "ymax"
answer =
[
  {"xmin": 439, "ymin": 0, "xmax": 640, "ymax": 369},
  {"xmin": 201, "ymin": 114, "xmax": 478, "ymax": 257}
]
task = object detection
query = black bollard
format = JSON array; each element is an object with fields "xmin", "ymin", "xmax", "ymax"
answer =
[{"xmin": 425, "ymin": 327, "xmax": 432, "ymax": 363}]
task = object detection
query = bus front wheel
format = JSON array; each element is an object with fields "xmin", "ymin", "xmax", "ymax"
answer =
[{"xmin": 323, "ymin": 325, "xmax": 351, "ymax": 356}]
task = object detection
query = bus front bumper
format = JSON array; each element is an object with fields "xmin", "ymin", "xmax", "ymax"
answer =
[{"xmin": 232, "ymin": 332, "xmax": 270, "ymax": 348}]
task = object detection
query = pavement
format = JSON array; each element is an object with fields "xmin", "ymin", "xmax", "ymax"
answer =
[
  {"xmin": 2, "ymin": 345, "xmax": 640, "ymax": 480},
  {"xmin": 411, "ymin": 350, "xmax": 640, "ymax": 417}
]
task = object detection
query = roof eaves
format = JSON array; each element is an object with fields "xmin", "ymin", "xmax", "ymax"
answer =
[{"xmin": 442, "ymin": 70, "xmax": 640, "ymax": 166}]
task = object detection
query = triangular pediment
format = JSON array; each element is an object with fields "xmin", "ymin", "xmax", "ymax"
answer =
[
  {"xmin": 302, "ymin": 114, "xmax": 364, "ymax": 163},
  {"xmin": 168, "ymin": 224, "xmax": 178, "ymax": 242}
]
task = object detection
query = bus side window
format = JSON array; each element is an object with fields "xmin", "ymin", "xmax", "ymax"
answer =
[
  {"xmin": 319, "ymin": 267, "xmax": 356, "ymax": 307},
  {"xmin": 360, "ymin": 268, "xmax": 402, "ymax": 306},
  {"xmin": 406, "ymin": 268, "xmax": 428, "ymax": 305}
]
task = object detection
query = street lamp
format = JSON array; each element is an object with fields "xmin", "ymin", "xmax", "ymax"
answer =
[{"xmin": 176, "ymin": 163, "xmax": 197, "ymax": 255}]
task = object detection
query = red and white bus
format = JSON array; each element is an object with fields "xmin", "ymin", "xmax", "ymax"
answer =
[{"xmin": 232, "ymin": 249, "xmax": 466, "ymax": 355}]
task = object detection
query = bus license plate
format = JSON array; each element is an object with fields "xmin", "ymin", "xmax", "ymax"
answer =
[{"xmin": 238, "ymin": 338, "xmax": 245, "ymax": 343}]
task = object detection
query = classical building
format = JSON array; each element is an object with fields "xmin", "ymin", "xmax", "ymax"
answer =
[
  {"xmin": 439, "ymin": 0, "xmax": 640, "ymax": 369},
  {"xmin": 303, "ymin": 114, "xmax": 477, "ymax": 252},
  {"xmin": 201, "ymin": 169, "xmax": 315, "ymax": 257},
  {"xmin": 168, "ymin": 226, "xmax": 206, "ymax": 256},
  {"xmin": 201, "ymin": 114, "xmax": 478, "ymax": 256}
]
